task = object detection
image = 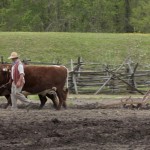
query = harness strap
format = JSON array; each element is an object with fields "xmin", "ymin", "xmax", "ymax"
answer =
[{"xmin": 0, "ymin": 82, "xmax": 10, "ymax": 89}]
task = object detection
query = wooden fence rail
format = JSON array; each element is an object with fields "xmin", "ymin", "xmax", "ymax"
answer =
[
  {"xmin": 1, "ymin": 56, "xmax": 149, "ymax": 95},
  {"xmin": 69, "ymin": 57, "xmax": 150, "ymax": 95}
]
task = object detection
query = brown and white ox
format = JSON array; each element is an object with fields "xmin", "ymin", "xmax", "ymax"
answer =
[{"xmin": 0, "ymin": 64, "xmax": 68, "ymax": 110}]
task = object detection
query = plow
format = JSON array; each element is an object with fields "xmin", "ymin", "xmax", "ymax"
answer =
[
  {"xmin": 87, "ymin": 90, "xmax": 150, "ymax": 109},
  {"xmin": 94, "ymin": 90, "xmax": 150, "ymax": 109},
  {"xmin": 121, "ymin": 90, "xmax": 150, "ymax": 109}
]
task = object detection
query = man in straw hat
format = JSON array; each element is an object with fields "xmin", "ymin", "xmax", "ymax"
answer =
[{"xmin": 8, "ymin": 52, "xmax": 33, "ymax": 110}]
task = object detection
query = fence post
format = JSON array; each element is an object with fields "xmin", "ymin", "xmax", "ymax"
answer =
[
  {"xmin": 77, "ymin": 57, "xmax": 83, "ymax": 77},
  {"xmin": 70, "ymin": 59, "xmax": 78, "ymax": 94},
  {"xmin": 126, "ymin": 59, "xmax": 137, "ymax": 93}
]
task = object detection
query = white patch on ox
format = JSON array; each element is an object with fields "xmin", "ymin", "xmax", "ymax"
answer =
[{"xmin": 2, "ymin": 67, "xmax": 8, "ymax": 72}]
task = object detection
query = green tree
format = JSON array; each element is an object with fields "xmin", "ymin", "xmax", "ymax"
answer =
[
  {"xmin": 0, "ymin": 0, "xmax": 149, "ymax": 33},
  {"xmin": 130, "ymin": 0, "xmax": 150, "ymax": 32}
]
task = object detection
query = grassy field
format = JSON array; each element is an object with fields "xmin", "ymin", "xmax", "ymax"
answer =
[{"xmin": 0, "ymin": 32, "xmax": 149, "ymax": 65}]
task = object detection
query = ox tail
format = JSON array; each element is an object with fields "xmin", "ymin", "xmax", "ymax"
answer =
[
  {"xmin": 66, "ymin": 67, "xmax": 69, "ymax": 89},
  {"xmin": 52, "ymin": 87, "xmax": 57, "ymax": 91}
]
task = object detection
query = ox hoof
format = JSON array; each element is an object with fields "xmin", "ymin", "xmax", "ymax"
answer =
[
  {"xmin": 4, "ymin": 104, "xmax": 11, "ymax": 109},
  {"xmin": 56, "ymin": 107, "xmax": 61, "ymax": 110},
  {"xmin": 63, "ymin": 105, "xmax": 67, "ymax": 109},
  {"xmin": 38, "ymin": 106, "xmax": 44, "ymax": 110}
]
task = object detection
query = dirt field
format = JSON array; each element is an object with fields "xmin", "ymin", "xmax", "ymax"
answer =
[{"xmin": 0, "ymin": 95, "xmax": 150, "ymax": 150}]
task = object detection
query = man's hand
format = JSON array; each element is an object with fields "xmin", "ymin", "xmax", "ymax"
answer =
[
  {"xmin": 16, "ymin": 74, "xmax": 24, "ymax": 88},
  {"xmin": 8, "ymin": 78, "xmax": 12, "ymax": 84},
  {"xmin": 16, "ymin": 80, "xmax": 21, "ymax": 88}
]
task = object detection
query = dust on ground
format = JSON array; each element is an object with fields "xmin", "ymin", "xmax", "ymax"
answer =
[{"xmin": 0, "ymin": 95, "xmax": 150, "ymax": 150}]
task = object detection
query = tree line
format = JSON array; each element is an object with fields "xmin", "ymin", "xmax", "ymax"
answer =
[{"xmin": 0, "ymin": 0, "xmax": 150, "ymax": 33}]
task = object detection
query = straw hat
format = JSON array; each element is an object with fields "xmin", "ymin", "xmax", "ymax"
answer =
[{"xmin": 8, "ymin": 52, "xmax": 19, "ymax": 59}]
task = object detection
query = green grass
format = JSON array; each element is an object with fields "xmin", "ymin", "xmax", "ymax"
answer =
[
  {"xmin": 28, "ymin": 94, "xmax": 144, "ymax": 102},
  {"xmin": 69, "ymin": 94, "xmax": 144, "ymax": 99},
  {"xmin": 0, "ymin": 32, "xmax": 150, "ymax": 65}
]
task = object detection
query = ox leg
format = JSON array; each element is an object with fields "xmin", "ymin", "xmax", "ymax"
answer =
[
  {"xmin": 56, "ymin": 91, "xmax": 64, "ymax": 110},
  {"xmin": 4, "ymin": 95, "xmax": 12, "ymax": 109},
  {"xmin": 38, "ymin": 94, "xmax": 47, "ymax": 109},
  {"xmin": 46, "ymin": 94, "xmax": 58, "ymax": 109},
  {"xmin": 62, "ymin": 88, "xmax": 69, "ymax": 109},
  {"xmin": 62, "ymin": 101, "xmax": 67, "ymax": 109}
]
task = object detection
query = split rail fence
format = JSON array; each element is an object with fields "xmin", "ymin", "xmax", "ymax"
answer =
[
  {"xmin": 68, "ymin": 57, "xmax": 150, "ymax": 95},
  {"xmin": 1, "ymin": 56, "xmax": 150, "ymax": 95}
]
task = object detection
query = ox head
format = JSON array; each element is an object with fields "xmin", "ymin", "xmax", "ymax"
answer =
[{"xmin": 0, "ymin": 64, "xmax": 11, "ymax": 85}]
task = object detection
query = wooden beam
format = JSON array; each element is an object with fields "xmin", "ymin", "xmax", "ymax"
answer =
[
  {"xmin": 106, "ymin": 69, "xmax": 144, "ymax": 95},
  {"xmin": 94, "ymin": 59, "xmax": 126, "ymax": 95},
  {"xmin": 70, "ymin": 59, "xmax": 78, "ymax": 94}
]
